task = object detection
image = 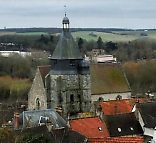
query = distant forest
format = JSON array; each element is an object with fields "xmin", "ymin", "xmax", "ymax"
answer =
[{"xmin": 0, "ymin": 27, "xmax": 135, "ymax": 33}]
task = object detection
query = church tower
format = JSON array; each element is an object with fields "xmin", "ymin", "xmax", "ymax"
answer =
[{"xmin": 48, "ymin": 14, "xmax": 92, "ymax": 118}]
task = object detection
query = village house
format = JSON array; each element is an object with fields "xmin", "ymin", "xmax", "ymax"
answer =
[
  {"xmin": 70, "ymin": 117, "xmax": 109, "ymax": 143},
  {"xmin": 136, "ymin": 102, "xmax": 156, "ymax": 142},
  {"xmin": 98, "ymin": 99, "xmax": 135, "ymax": 115},
  {"xmin": 69, "ymin": 115, "xmax": 144, "ymax": 143}
]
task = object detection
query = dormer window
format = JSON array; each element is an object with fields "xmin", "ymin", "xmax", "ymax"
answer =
[
  {"xmin": 117, "ymin": 127, "xmax": 122, "ymax": 132},
  {"xmin": 98, "ymin": 127, "xmax": 103, "ymax": 131}
]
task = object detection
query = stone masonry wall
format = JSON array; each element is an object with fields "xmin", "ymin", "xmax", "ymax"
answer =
[
  {"xmin": 28, "ymin": 69, "xmax": 47, "ymax": 110},
  {"xmin": 49, "ymin": 73, "xmax": 92, "ymax": 117}
]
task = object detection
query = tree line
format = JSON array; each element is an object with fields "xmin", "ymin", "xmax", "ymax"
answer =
[
  {"xmin": 1, "ymin": 34, "xmax": 156, "ymax": 62},
  {"xmin": 123, "ymin": 60, "xmax": 156, "ymax": 94}
]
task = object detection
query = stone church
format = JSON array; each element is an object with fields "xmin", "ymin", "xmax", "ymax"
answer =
[{"xmin": 28, "ymin": 15, "xmax": 92, "ymax": 118}]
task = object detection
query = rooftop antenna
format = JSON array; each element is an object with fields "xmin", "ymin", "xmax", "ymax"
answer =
[{"xmin": 64, "ymin": 5, "xmax": 67, "ymax": 16}]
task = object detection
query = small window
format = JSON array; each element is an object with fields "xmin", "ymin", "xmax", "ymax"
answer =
[
  {"xmin": 70, "ymin": 94, "xmax": 74, "ymax": 102},
  {"xmin": 116, "ymin": 95, "xmax": 122, "ymax": 100},
  {"xmin": 98, "ymin": 97, "xmax": 103, "ymax": 102},
  {"xmin": 98, "ymin": 127, "xmax": 102, "ymax": 131},
  {"xmin": 36, "ymin": 98, "xmax": 40, "ymax": 110},
  {"xmin": 70, "ymin": 60, "xmax": 75, "ymax": 66},
  {"xmin": 130, "ymin": 127, "xmax": 134, "ymax": 131},
  {"xmin": 54, "ymin": 60, "xmax": 57, "ymax": 65},
  {"xmin": 117, "ymin": 128, "xmax": 122, "ymax": 132},
  {"xmin": 58, "ymin": 94, "xmax": 63, "ymax": 103}
]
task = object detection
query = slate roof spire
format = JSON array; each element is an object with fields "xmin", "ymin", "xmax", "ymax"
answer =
[{"xmin": 51, "ymin": 13, "xmax": 82, "ymax": 60}]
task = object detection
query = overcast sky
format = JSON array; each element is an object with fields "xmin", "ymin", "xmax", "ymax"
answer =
[{"xmin": 0, "ymin": 0, "xmax": 156, "ymax": 29}]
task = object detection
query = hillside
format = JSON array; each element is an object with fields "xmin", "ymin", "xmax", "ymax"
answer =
[
  {"xmin": 1, "ymin": 29, "xmax": 156, "ymax": 42},
  {"xmin": 72, "ymin": 31, "xmax": 156, "ymax": 42}
]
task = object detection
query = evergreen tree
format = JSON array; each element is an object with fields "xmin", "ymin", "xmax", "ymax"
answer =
[{"xmin": 97, "ymin": 36, "xmax": 103, "ymax": 49}]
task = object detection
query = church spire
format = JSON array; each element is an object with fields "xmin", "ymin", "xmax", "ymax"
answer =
[
  {"xmin": 62, "ymin": 5, "xmax": 70, "ymax": 31},
  {"xmin": 51, "ymin": 11, "xmax": 82, "ymax": 60}
]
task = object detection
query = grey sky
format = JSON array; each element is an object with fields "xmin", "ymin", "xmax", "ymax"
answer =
[{"xmin": 0, "ymin": 0, "xmax": 156, "ymax": 29}]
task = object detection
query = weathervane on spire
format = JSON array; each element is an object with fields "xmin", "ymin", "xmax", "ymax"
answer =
[{"xmin": 64, "ymin": 5, "xmax": 67, "ymax": 17}]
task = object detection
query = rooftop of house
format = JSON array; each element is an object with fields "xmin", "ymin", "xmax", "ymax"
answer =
[
  {"xmin": 70, "ymin": 117, "xmax": 109, "ymax": 140},
  {"xmin": 20, "ymin": 109, "xmax": 67, "ymax": 129},
  {"xmin": 16, "ymin": 125, "xmax": 86, "ymax": 143},
  {"xmin": 63, "ymin": 130, "xmax": 86, "ymax": 143},
  {"xmin": 91, "ymin": 63, "xmax": 131, "ymax": 95},
  {"xmin": 99, "ymin": 99, "xmax": 134, "ymax": 115},
  {"xmin": 105, "ymin": 112, "xmax": 143, "ymax": 137},
  {"xmin": 137, "ymin": 102, "xmax": 156, "ymax": 128}
]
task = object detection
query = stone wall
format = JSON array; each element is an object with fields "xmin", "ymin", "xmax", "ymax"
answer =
[
  {"xmin": 91, "ymin": 92, "xmax": 131, "ymax": 102},
  {"xmin": 28, "ymin": 68, "xmax": 47, "ymax": 110},
  {"xmin": 49, "ymin": 73, "xmax": 92, "ymax": 117}
]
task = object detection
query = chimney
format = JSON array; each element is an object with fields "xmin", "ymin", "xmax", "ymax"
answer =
[
  {"xmin": 67, "ymin": 113, "xmax": 70, "ymax": 128},
  {"xmin": 14, "ymin": 112, "xmax": 20, "ymax": 129}
]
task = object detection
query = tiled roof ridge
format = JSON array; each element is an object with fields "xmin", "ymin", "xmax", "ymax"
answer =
[{"xmin": 69, "ymin": 116, "xmax": 99, "ymax": 121}]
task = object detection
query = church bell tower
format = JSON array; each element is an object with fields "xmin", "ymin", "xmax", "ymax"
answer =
[{"xmin": 48, "ymin": 14, "xmax": 92, "ymax": 118}]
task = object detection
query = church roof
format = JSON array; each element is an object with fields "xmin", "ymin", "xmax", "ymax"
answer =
[
  {"xmin": 91, "ymin": 63, "xmax": 131, "ymax": 95},
  {"xmin": 51, "ymin": 31, "xmax": 82, "ymax": 59},
  {"xmin": 51, "ymin": 16, "xmax": 82, "ymax": 60},
  {"xmin": 38, "ymin": 65, "xmax": 51, "ymax": 81}
]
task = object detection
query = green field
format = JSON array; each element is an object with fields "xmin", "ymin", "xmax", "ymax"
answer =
[
  {"xmin": 1, "ymin": 30, "xmax": 156, "ymax": 42},
  {"xmin": 16, "ymin": 32, "xmax": 48, "ymax": 36},
  {"xmin": 72, "ymin": 31, "xmax": 156, "ymax": 42}
]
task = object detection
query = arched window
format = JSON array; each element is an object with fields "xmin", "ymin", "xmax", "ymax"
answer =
[
  {"xmin": 70, "ymin": 94, "xmax": 74, "ymax": 102},
  {"xmin": 98, "ymin": 97, "xmax": 104, "ymax": 102},
  {"xmin": 116, "ymin": 95, "xmax": 122, "ymax": 100},
  {"xmin": 36, "ymin": 98, "xmax": 40, "ymax": 110}
]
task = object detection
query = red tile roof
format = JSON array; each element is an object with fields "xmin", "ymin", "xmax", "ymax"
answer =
[
  {"xmin": 99, "ymin": 98, "xmax": 149, "ymax": 115},
  {"xmin": 70, "ymin": 117, "xmax": 109, "ymax": 141},
  {"xmin": 99, "ymin": 99, "xmax": 134, "ymax": 115}
]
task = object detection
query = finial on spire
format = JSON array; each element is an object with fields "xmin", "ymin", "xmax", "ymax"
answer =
[{"xmin": 64, "ymin": 5, "xmax": 67, "ymax": 17}]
